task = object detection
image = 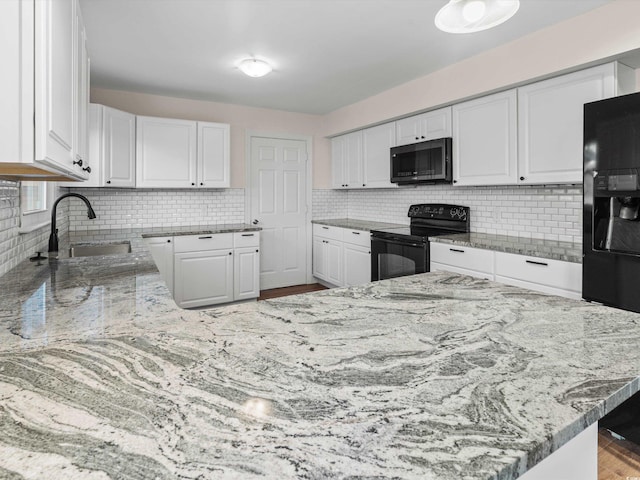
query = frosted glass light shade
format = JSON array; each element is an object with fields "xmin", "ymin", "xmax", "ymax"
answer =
[
  {"xmin": 435, "ymin": 0, "xmax": 520, "ymax": 34},
  {"xmin": 238, "ymin": 58, "xmax": 273, "ymax": 78}
]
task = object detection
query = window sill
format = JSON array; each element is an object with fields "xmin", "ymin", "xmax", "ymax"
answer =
[{"xmin": 19, "ymin": 220, "xmax": 51, "ymax": 234}]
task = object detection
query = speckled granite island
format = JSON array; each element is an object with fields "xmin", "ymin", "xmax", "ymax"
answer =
[{"xmin": 0, "ymin": 227, "xmax": 639, "ymax": 479}]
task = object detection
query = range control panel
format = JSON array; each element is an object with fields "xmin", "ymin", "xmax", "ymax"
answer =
[{"xmin": 408, "ymin": 204, "xmax": 469, "ymax": 222}]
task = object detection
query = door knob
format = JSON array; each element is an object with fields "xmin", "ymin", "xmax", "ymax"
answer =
[{"xmin": 252, "ymin": 219, "xmax": 259, "ymax": 225}]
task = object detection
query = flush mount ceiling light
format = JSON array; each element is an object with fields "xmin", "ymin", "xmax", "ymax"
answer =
[
  {"xmin": 238, "ymin": 58, "xmax": 273, "ymax": 78},
  {"xmin": 435, "ymin": 0, "xmax": 520, "ymax": 34}
]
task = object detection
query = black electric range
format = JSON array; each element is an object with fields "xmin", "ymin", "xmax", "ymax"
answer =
[{"xmin": 370, "ymin": 204, "xmax": 470, "ymax": 281}]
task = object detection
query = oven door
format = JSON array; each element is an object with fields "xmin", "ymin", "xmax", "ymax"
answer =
[{"xmin": 371, "ymin": 236, "xmax": 428, "ymax": 281}]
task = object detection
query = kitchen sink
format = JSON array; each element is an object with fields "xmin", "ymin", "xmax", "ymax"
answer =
[{"xmin": 69, "ymin": 242, "xmax": 132, "ymax": 257}]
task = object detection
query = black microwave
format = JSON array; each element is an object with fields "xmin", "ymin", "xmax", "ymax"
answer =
[{"xmin": 390, "ymin": 137, "xmax": 452, "ymax": 185}]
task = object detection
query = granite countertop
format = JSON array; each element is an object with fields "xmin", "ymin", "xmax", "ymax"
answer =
[
  {"xmin": 0, "ymin": 228, "xmax": 639, "ymax": 479},
  {"xmin": 312, "ymin": 218, "xmax": 405, "ymax": 231},
  {"xmin": 429, "ymin": 232, "xmax": 582, "ymax": 263}
]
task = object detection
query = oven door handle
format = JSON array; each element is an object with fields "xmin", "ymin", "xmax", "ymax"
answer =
[{"xmin": 373, "ymin": 237, "xmax": 424, "ymax": 248}]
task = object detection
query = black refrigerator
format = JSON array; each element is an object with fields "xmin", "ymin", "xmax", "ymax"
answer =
[{"xmin": 583, "ymin": 92, "xmax": 640, "ymax": 313}]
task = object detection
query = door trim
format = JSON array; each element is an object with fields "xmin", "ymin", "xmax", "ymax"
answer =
[{"xmin": 245, "ymin": 131, "xmax": 314, "ymax": 285}]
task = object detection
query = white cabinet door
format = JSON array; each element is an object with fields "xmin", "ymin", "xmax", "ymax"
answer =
[
  {"xmin": 72, "ymin": 1, "xmax": 89, "ymax": 178},
  {"xmin": 326, "ymin": 239, "xmax": 344, "ymax": 286},
  {"xmin": 362, "ymin": 123, "xmax": 396, "ymax": 189},
  {"xmin": 34, "ymin": 0, "xmax": 76, "ymax": 175},
  {"xmin": 144, "ymin": 236, "xmax": 174, "ymax": 295},
  {"xmin": 174, "ymin": 249, "xmax": 234, "ymax": 308},
  {"xmin": 453, "ymin": 89, "xmax": 518, "ymax": 186},
  {"xmin": 197, "ymin": 122, "xmax": 230, "ymax": 188},
  {"xmin": 234, "ymin": 247, "xmax": 260, "ymax": 300},
  {"xmin": 518, "ymin": 64, "xmax": 617, "ymax": 185},
  {"xmin": 103, "ymin": 106, "xmax": 136, "ymax": 187},
  {"xmin": 136, "ymin": 116, "xmax": 197, "ymax": 188},
  {"xmin": 343, "ymin": 243, "xmax": 371, "ymax": 286},
  {"xmin": 312, "ymin": 236, "xmax": 328, "ymax": 281},
  {"xmin": 331, "ymin": 131, "xmax": 362, "ymax": 189},
  {"xmin": 395, "ymin": 107, "xmax": 452, "ymax": 146}
]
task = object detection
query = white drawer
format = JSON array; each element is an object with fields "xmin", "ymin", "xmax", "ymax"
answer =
[
  {"xmin": 431, "ymin": 262, "xmax": 494, "ymax": 281},
  {"xmin": 342, "ymin": 229, "xmax": 370, "ymax": 248},
  {"xmin": 313, "ymin": 224, "xmax": 344, "ymax": 242},
  {"xmin": 174, "ymin": 233, "xmax": 233, "ymax": 253},
  {"xmin": 494, "ymin": 251, "xmax": 582, "ymax": 292},
  {"xmin": 234, "ymin": 231, "xmax": 260, "ymax": 248},
  {"xmin": 430, "ymin": 242, "xmax": 494, "ymax": 274}
]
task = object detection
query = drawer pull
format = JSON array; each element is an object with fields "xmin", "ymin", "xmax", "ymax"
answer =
[
  {"xmin": 351, "ymin": 231, "xmax": 361, "ymax": 235},
  {"xmin": 449, "ymin": 248, "xmax": 465, "ymax": 253},
  {"xmin": 198, "ymin": 236, "xmax": 213, "ymax": 240},
  {"xmin": 322, "ymin": 226, "xmax": 329, "ymax": 229},
  {"xmin": 526, "ymin": 260, "xmax": 548, "ymax": 267},
  {"xmin": 241, "ymin": 233, "xmax": 254, "ymax": 237}
]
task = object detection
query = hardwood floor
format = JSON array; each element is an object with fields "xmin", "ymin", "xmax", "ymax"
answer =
[
  {"xmin": 258, "ymin": 283, "xmax": 328, "ymax": 301},
  {"xmin": 599, "ymin": 428, "xmax": 640, "ymax": 479}
]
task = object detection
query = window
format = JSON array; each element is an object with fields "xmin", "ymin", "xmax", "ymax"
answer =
[{"xmin": 19, "ymin": 181, "xmax": 55, "ymax": 233}]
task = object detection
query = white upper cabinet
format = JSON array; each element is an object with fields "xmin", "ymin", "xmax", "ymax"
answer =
[
  {"xmin": 362, "ymin": 123, "xmax": 396, "ymax": 188},
  {"xmin": 331, "ymin": 131, "xmax": 363, "ymax": 189},
  {"xmin": 452, "ymin": 89, "xmax": 518, "ymax": 186},
  {"xmin": 137, "ymin": 116, "xmax": 230, "ymax": 189},
  {"xmin": 517, "ymin": 62, "xmax": 634, "ymax": 185},
  {"xmin": 136, "ymin": 116, "xmax": 197, "ymax": 188},
  {"xmin": 0, "ymin": 0, "xmax": 87, "ymax": 180},
  {"xmin": 103, "ymin": 106, "xmax": 136, "ymax": 187},
  {"xmin": 197, "ymin": 122, "xmax": 230, "ymax": 188},
  {"xmin": 73, "ymin": 2, "xmax": 89, "ymax": 178},
  {"xmin": 332, "ymin": 123, "xmax": 397, "ymax": 189},
  {"xmin": 395, "ymin": 107, "xmax": 452, "ymax": 146}
]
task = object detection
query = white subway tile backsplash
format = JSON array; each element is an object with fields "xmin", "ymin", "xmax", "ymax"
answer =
[
  {"xmin": 313, "ymin": 184, "xmax": 583, "ymax": 244},
  {"xmin": 65, "ymin": 187, "xmax": 246, "ymax": 230}
]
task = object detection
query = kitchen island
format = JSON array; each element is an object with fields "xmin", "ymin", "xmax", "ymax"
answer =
[{"xmin": 0, "ymin": 230, "xmax": 639, "ymax": 479}]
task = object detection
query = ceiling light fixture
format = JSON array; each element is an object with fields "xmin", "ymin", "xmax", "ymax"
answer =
[
  {"xmin": 238, "ymin": 58, "xmax": 273, "ymax": 78},
  {"xmin": 435, "ymin": 0, "xmax": 520, "ymax": 34}
]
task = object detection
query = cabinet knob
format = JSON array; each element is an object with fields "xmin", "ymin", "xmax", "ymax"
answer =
[
  {"xmin": 200, "ymin": 183, "xmax": 204, "ymax": 186},
  {"xmin": 415, "ymin": 136, "xmax": 419, "ymax": 140},
  {"xmin": 106, "ymin": 180, "xmax": 111, "ymax": 184},
  {"xmin": 420, "ymin": 136, "xmax": 425, "ymax": 139},
  {"xmin": 453, "ymin": 180, "xmax": 457, "ymax": 184},
  {"xmin": 520, "ymin": 176, "xmax": 525, "ymax": 181},
  {"xmin": 73, "ymin": 159, "xmax": 83, "ymax": 167},
  {"xmin": 256, "ymin": 249, "xmax": 259, "ymax": 253},
  {"xmin": 229, "ymin": 252, "xmax": 232, "ymax": 255},
  {"xmin": 362, "ymin": 184, "xmax": 365, "ymax": 187},
  {"xmin": 167, "ymin": 239, "xmax": 171, "ymax": 243},
  {"xmin": 191, "ymin": 182, "xmax": 195, "ymax": 186},
  {"xmin": 82, "ymin": 166, "xmax": 91, "ymax": 173}
]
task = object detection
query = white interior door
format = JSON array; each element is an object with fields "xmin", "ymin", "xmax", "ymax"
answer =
[{"xmin": 249, "ymin": 135, "xmax": 309, "ymax": 290}]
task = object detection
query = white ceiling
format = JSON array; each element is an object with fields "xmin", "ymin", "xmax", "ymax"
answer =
[{"xmin": 80, "ymin": 0, "xmax": 613, "ymax": 115}]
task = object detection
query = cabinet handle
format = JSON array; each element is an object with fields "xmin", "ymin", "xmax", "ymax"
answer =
[
  {"xmin": 449, "ymin": 248, "xmax": 465, "ymax": 253},
  {"xmin": 73, "ymin": 159, "xmax": 83, "ymax": 167},
  {"xmin": 82, "ymin": 166, "xmax": 91, "ymax": 173},
  {"xmin": 351, "ymin": 231, "xmax": 360, "ymax": 235},
  {"xmin": 322, "ymin": 226, "xmax": 329, "ymax": 229},
  {"xmin": 241, "ymin": 233, "xmax": 254, "ymax": 237},
  {"xmin": 106, "ymin": 180, "xmax": 111, "ymax": 184},
  {"xmin": 525, "ymin": 259, "xmax": 548, "ymax": 267},
  {"xmin": 198, "ymin": 236, "xmax": 212, "ymax": 240},
  {"xmin": 520, "ymin": 176, "xmax": 525, "ymax": 181}
]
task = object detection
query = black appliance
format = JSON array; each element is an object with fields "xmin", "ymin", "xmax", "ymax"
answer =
[
  {"xmin": 371, "ymin": 203, "xmax": 469, "ymax": 281},
  {"xmin": 583, "ymin": 92, "xmax": 640, "ymax": 313},
  {"xmin": 390, "ymin": 137, "xmax": 452, "ymax": 185}
]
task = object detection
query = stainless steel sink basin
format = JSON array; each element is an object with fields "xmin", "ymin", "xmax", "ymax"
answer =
[{"xmin": 69, "ymin": 242, "xmax": 131, "ymax": 258}]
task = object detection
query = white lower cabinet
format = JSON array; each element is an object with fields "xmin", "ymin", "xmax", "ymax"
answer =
[
  {"xmin": 144, "ymin": 236, "xmax": 174, "ymax": 295},
  {"xmin": 150, "ymin": 231, "xmax": 259, "ymax": 309},
  {"xmin": 313, "ymin": 224, "xmax": 371, "ymax": 287},
  {"xmin": 430, "ymin": 241, "xmax": 582, "ymax": 300},
  {"xmin": 494, "ymin": 251, "xmax": 581, "ymax": 300},
  {"xmin": 175, "ymin": 248, "xmax": 234, "ymax": 308}
]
